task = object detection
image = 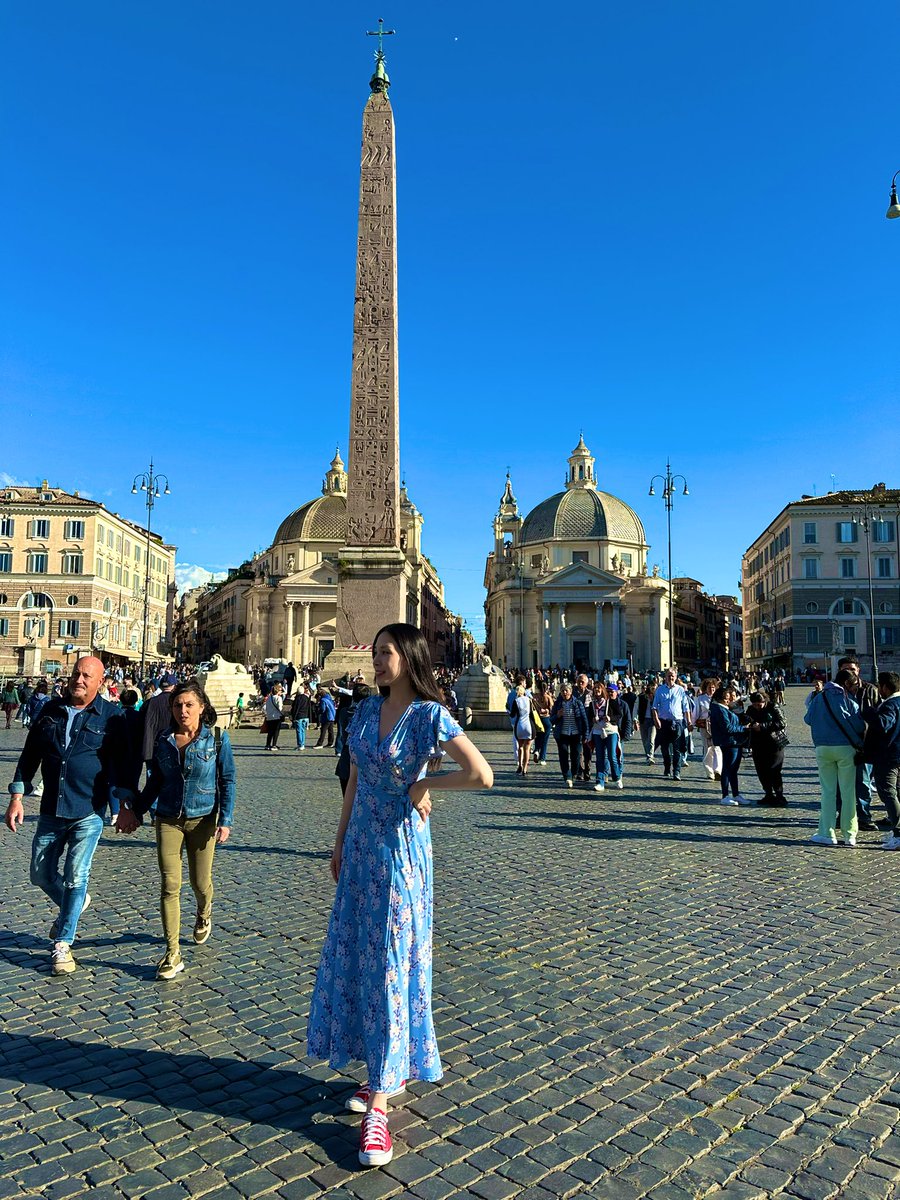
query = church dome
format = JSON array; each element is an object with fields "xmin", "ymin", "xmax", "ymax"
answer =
[
  {"xmin": 272, "ymin": 493, "xmax": 347, "ymax": 545},
  {"xmin": 520, "ymin": 488, "xmax": 645, "ymax": 545},
  {"xmin": 271, "ymin": 449, "xmax": 350, "ymax": 545}
]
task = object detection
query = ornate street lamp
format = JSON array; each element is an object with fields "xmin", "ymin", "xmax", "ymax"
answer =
[
  {"xmin": 131, "ymin": 461, "xmax": 170, "ymax": 678},
  {"xmin": 648, "ymin": 461, "xmax": 690, "ymax": 669}
]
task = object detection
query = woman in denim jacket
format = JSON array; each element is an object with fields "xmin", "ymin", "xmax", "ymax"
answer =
[{"xmin": 126, "ymin": 681, "xmax": 236, "ymax": 979}]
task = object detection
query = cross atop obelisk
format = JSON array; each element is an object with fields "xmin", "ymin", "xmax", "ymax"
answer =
[
  {"xmin": 327, "ymin": 19, "xmax": 412, "ymax": 675},
  {"xmin": 366, "ymin": 17, "xmax": 395, "ymax": 59}
]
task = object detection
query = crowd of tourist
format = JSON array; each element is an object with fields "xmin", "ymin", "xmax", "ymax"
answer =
[{"xmin": 3, "ymin": 646, "xmax": 898, "ymax": 1172}]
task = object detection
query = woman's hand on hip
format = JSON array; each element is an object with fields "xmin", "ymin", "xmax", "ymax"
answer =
[{"xmin": 408, "ymin": 779, "xmax": 432, "ymax": 820}]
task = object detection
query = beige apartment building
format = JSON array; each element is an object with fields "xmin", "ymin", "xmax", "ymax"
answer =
[
  {"xmin": 0, "ymin": 480, "xmax": 176, "ymax": 677},
  {"xmin": 742, "ymin": 483, "xmax": 900, "ymax": 678}
]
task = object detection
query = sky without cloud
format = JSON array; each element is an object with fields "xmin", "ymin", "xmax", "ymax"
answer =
[{"xmin": 3, "ymin": 3, "xmax": 898, "ymax": 641}]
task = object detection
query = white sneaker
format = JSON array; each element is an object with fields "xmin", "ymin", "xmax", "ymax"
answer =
[
  {"xmin": 51, "ymin": 942, "xmax": 77, "ymax": 976},
  {"xmin": 565, "ymin": 777, "xmax": 574, "ymax": 788},
  {"xmin": 735, "ymin": 794, "xmax": 754, "ymax": 806},
  {"xmin": 614, "ymin": 779, "xmax": 624, "ymax": 790},
  {"xmin": 810, "ymin": 833, "xmax": 838, "ymax": 846},
  {"xmin": 720, "ymin": 797, "xmax": 739, "ymax": 806},
  {"xmin": 842, "ymin": 834, "xmax": 858, "ymax": 847},
  {"xmin": 593, "ymin": 782, "xmax": 605, "ymax": 792}
]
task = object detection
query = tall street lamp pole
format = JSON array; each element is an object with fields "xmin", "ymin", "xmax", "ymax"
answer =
[
  {"xmin": 649, "ymin": 460, "xmax": 689, "ymax": 670},
  {"xmin": 131, "ymin": 461, "xmax": 170, "ymax": 679},
  {"xmin": 853, "ymin": 502, "xmax": 879, "ymax": 681}
]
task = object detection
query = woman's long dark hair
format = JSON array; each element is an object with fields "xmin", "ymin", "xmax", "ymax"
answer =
[
  {"xmin": 373, "ymin": 623, "xmax": 443, "ymax": 703},
  {"xmin": 169, "ymin": 680, "xmax": 218, "ymax": 727}
]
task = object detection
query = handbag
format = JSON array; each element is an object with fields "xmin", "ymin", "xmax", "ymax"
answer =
[
  {"xmin": 821, "ymin": 691, "xmax": 864, "ymax": 764},
  {"xmin": 530, "ymin": 704, "xmax": 545, "ymax": 735},
  {"xmin": 770, "ymin": 729, "xmax": 790, "ymax": 750},
  {"xmin": 259, "ymin": 719, "xmax": 269, "ymax": 734}
]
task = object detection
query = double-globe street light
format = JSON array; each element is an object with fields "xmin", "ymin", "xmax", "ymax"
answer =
[
  {"xmin": 648, "ymin": 462, "xmax": 689, "ymax": 670},
  {"xmin": 131, "ymin": 461, "xmax": 170, "ymax": 679}
]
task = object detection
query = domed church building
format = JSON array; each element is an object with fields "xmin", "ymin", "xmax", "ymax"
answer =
[
  {"xmin": 484, "ymin": 438, "xmax": 671, "ymax": 673},
  {"xmin": 241, "ymin": 450, "xmax": 461, "ymax": 667}
]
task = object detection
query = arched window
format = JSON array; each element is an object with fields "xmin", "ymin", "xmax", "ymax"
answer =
[
  {"xmin": 23, "ymin": 592, "xmax": 52, "ymax": 609},
  {"xmin": 829, "ymin": 597, "xmax": 867, "ymax": 617},
  {"xmin": 121, "ymin": 603, "xmax": 129, "ymax": 618},
  {"xmin": 103, "ymin": 597, "xmax": 112, "ymax": 614}
]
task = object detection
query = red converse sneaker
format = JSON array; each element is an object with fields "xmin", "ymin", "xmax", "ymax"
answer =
[
  {"xmin": 358, "ymin": 1107, "xmax": 392, "ymax": 1167},
  {"xmin": 345, "ymin": 1080, "xmax": 406, "ymax": 1113}
]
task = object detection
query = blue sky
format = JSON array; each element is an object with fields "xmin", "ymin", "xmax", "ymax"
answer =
[{"xmin": 3, "ymin": 3, "xmax": 898, "ymax": 641}]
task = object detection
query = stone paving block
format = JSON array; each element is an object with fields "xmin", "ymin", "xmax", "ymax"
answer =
[
  {"xmin": 341, "ymin": 1171, "xmax": 403, "ymax": 1199},
  {"xmin": 782, "ymin": 1171, "xmax": 841, "ymax": 1200},
  {"xmin": 274, "ymin": 1180, "xmax": 322, "ymax": 1200},
  {"xmin": 408, "ymin": 1176, "xmax": 460, "ymax": 1200}
]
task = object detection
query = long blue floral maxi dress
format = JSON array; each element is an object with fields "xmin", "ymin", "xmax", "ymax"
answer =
[{"xmin": 307, "ymin": 697, "xmax": 463, "ymax": 1092}]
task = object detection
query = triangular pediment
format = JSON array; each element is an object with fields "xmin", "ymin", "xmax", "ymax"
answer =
[
  {"xmin": 282, "ymin": 560, "xmax": 338, "ymax": 587},
  {"xmin": 536, "ymin": 562, "xmax": 624, "ymax": 590}
]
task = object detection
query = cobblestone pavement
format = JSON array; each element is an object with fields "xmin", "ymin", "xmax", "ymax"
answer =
[{"xmin": 2, "ymin": 688, "xmax": 900, "ymax": 1200}]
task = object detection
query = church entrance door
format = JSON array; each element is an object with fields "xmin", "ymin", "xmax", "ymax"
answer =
[{"xmin": 572, "ymin": 641, "xmax": 590, "ymax": 671}]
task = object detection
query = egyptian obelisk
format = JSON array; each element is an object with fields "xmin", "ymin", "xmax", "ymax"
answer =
[{"xmin": 326, "ymin": 23, "xmax": 412, "ymax": 680}]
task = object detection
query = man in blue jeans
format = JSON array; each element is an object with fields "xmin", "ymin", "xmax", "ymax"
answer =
[
  {"xmin": 5, "ymin": 656, "xmax": 130, "ymax": 976},
  {"xmin": 651, "ymin": 668, "xmax": 694, "ymax": 782}
]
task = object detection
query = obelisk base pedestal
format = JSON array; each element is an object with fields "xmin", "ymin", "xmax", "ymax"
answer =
[{"xmin": 324, "ymin": 547, "xmax": 412, "ymax": 681}]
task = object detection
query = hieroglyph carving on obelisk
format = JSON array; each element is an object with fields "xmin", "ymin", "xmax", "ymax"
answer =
[{"xmin": 345, "ymin": 67, "xmax": 400, "ymax": 548}]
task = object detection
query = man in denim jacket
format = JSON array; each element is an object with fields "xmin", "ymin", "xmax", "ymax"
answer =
[{"xmin": 5, "ymin": 656, "xmax": 130, "ymax": 976}]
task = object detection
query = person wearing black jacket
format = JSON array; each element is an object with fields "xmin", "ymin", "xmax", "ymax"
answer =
[
  {"xmin": 291, "ymin": 685, "xmax": 312, "ymax": 751},
  {"xmin": 862, "ymin": 671, "xmax": 900, "ymax": 849},
  {"xmin": 550, "ymin": 684, "xmax": 589, "ymax": 788},
  {"xmin": 743, "ymin": 690, "xmax": 787, "ymax": 806}
]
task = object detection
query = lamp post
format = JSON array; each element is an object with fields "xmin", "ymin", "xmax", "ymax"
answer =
[
  {"xmin": 852, "ymin": 502, "xmax": 879, "ymax": 681},
  {"xmin": 648, "ymin": 461, "xmax": 689, "ymax": 669},
  {"xmin": 131, "ymin": 461, "xmax": 170, "ymax": 680},
  {"xmin": 516, "ymin": 551, "xmax": 525, "ymax": 670},
  {"xmin": 887, "ymin": 170, "xmax": 900, "ymax": 219}
]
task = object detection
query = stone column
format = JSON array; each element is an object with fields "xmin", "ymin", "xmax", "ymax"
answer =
[
  {"xmin": 542, "ymin": 606, "xmax": 551, "ymax": 667},
  {"xmin": 595, "ymin": 601, "xmax": 605, "ymax": 670},
  {"xmin": 559, "ymin": 604, "xmax": 567, "ymax": 668},
  {"xmin": 612, "ymin": 603, "xmax": 621, "ymax": 660},
  {"xmin": 284, "ymin": 601, "xmax": 294, "ymax": 659},
  {"xmin": 300, "ymin": 601, "xmax": 311, "ymax": 666}
]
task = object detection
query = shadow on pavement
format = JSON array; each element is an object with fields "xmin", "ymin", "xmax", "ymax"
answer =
[
  {"xmin": 476, "ymin": 817, "xmax": 794, "ymax": 846},
  {"xmin": 0, "ymin": 1030, "xmax": 360, "ymax": 1166}
]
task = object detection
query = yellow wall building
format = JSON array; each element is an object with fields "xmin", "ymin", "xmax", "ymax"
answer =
[{"xmin": 0, "ymin": 480, "xmax": 176, "ymax": 677}]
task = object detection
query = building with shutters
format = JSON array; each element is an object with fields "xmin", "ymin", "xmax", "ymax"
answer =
[
  {"xmin": 0, "ymin": 480, "xmax": 176, "ymax": 676},
  {"xmin": 741, "ymin": 483, "xmax": 900, "ymax": 678}
]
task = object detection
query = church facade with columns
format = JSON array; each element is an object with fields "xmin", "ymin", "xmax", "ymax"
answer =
[{"xmin": 484, "ymin": 438, "xmax": 671, "ymax": 673}]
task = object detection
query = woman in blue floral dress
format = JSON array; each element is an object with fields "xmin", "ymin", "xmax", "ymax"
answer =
[{"xmin": 307, "ymin": 623, "xmax": 493, "ymax": 1168}]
